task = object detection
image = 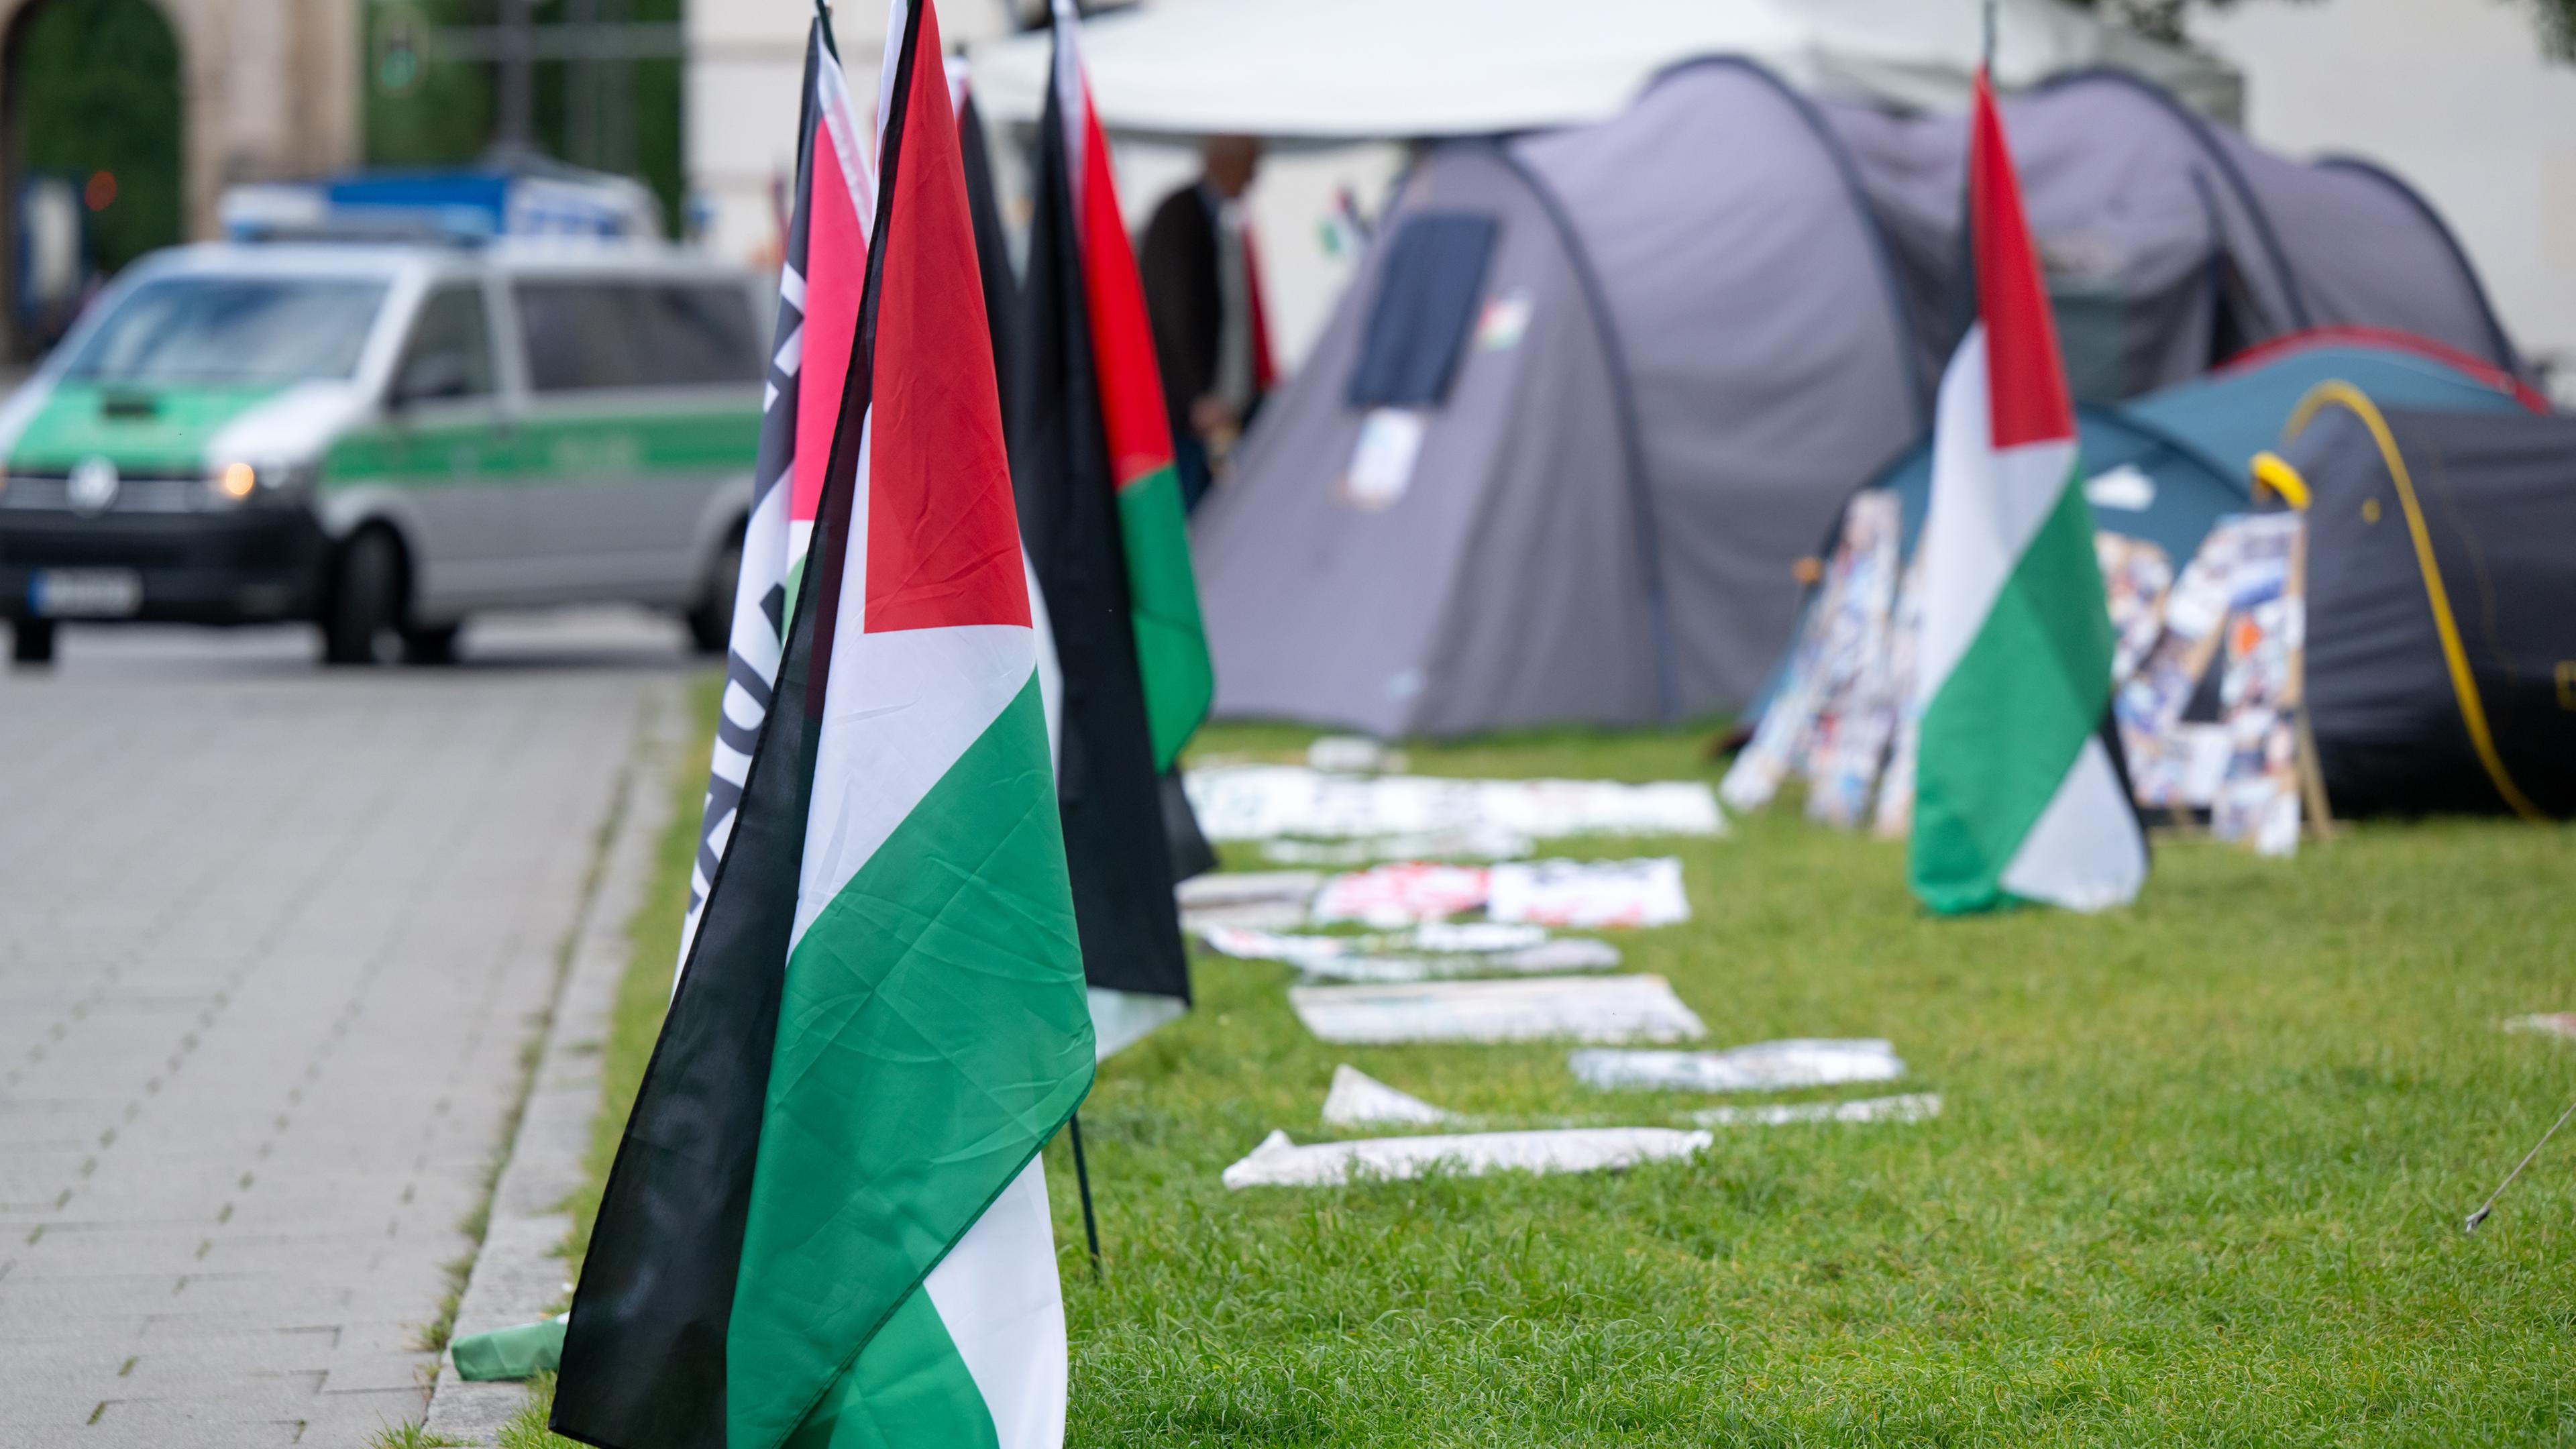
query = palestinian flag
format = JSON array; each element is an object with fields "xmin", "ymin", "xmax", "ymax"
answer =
[
  {"xmin": 1038, "ymin": 0, "xmax": 1212, "ymax": 770},
  {"xmin": 1008, "ymin": 0, "xmax": 1206, "ymax": 1058},
  {"xmin": 680, "ymin": 15, "xmax": 875, "ymax": 971},
  {"xmin": 553, "ymin": 4, "xmax": 1093, "ymax": 1447},
  {"xmin": 1908, "ymin": 70, "xmax": 2147, "ymax": 916}
]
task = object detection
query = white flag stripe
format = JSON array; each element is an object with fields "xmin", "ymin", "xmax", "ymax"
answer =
[
  {"xmin": 1050, "ymin": 0, "xmax": 1087, "ymax": 221},
  {"xmin": 1914, "ymin": 325, "xmax": 2080, "ymax": 707},
  {"xmin": 920, "ymin": 1160, "xmax": 1069, "ymax": 1449},
  {"xmin": 817, "ymin": 40, "xmax": 880, "ymax": 230},
  {"xmin": 1999, "ymin": 736, "xmax": 2147, "ymax": 911},
  {"xmin": 875, "ymin": 1, "xmax": 908, "ymax": 151},
  {"xmin": 1088, "ymin": 987, "xmax": 1189, "ymax": 1061},
  {"xmin": 1023, "ymin": 547, "xmax": 1064, "ymax": 766},
  {"xmin": 790, "ymin": 623, "xmax": 1034, "ymax": 950}
]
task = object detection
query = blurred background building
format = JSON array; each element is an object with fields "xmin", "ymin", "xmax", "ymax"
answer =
[
  {"xmin": 2195, "ymin": 0, "xmax": 2576, "ymax": 388},
  {"xmin": 1, "ymin": 0, "xmax": 358, "ymax": 355}
]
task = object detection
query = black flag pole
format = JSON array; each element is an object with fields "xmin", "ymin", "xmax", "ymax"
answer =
[{"xmin": 1069, "ymin": 1113, "xmax": 1103, "ymax": 1276}]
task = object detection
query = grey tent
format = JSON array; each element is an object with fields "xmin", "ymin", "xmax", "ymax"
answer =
[
  {"xmin": 1833, "ymin": 69, "xmax": 2518, "ymax": 398},
  {"xmin": 1194, "ymin": 61, "xmax": 2520, "ymax": 738}
]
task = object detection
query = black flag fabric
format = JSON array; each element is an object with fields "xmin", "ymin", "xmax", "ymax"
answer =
[
  {"xmin": 1009, "ymin": 36, "xmax": 1196, "ymax": 1059},
  {"xmin": 954, "ymin": 78, "xmax": 1020, "ymax": 429}
]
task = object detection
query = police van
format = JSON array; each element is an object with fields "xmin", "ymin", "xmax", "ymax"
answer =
[{"xmin": 0, "ymin": 176, "xmax": 765, "ymax": 665}]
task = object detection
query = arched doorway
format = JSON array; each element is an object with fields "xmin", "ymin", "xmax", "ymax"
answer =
[{"xmin": 1, "ymin": 0, "xmax": 183, "ymax": 360}]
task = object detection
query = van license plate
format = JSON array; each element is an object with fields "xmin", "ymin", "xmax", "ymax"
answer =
[{"xmin": 31, "ymin": 569, "xmax": 142, "ymax": 618}]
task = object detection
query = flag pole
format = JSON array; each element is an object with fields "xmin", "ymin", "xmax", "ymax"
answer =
[
  {"xmin": 1067, "ymin": 1112, "xmax": 1103, "ymax": 1276},
  {"xmin": 1982, "ymin": 0, "xmax": 1997, "ymax": 73},
  {"xmin": 2464, "ymin": 1090, "xmax": 2576, "ymax": 1232}
]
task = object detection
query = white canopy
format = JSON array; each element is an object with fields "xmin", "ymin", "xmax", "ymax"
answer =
[{"xmin": 966, "ymin": 0, "xmax": 2243, "ymax": 140}]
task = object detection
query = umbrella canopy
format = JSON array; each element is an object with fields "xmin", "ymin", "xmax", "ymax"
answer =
[{"xmin": 965, "ymin": 0, "xmax": 2243, "ymax": 142}]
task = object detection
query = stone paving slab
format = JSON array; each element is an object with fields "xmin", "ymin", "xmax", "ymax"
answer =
[{"xmin": 0, "ymin": 612, "xmax": 691, "ymax": 1446}]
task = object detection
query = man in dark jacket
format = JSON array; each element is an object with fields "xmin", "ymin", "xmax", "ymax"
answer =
[{"xmin": 1139, "ymin": 134, "xmax": 1274, "ymax": 511}]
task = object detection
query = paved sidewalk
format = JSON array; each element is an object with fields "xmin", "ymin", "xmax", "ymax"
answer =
[
  {"xmin": 425, "ymin": 682, "xmax": 681, "ymax": 1444},
  {"xmin": 0, "ymin": 619, "xmax": 688, "ymax": 1446}
]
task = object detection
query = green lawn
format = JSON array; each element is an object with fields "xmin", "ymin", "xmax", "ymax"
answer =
[{"xmin": 507, "ymin": 690, "xmax": 2576, "ymax": 1446}]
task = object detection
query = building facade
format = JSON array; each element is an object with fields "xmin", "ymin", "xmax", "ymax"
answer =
[
  {"xmin": 0, "ymin": 0, "xmax": 360, "ymax": 356},
  {"xmin": 2195, "ymin": 0, "xmax": 2576, "ymax": 398},
  {"xmin": 684, "ymin": 0, "xmax": 1016, "ymax": 272}
]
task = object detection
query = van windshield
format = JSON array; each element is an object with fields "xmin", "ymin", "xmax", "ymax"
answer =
[{"xmin": 62, "ymin": 276, "xmax": 390, "ymax": 386}]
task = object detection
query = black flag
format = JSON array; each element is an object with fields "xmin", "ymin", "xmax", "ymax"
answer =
[{"xmin": 1008, "ymin": 36, "xmax": 1197, "ymax": 1058}]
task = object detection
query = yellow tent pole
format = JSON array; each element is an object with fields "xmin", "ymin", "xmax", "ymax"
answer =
[
  {"xmin": 2249, "ymin": 450, "xmax": 2311, "ymax": 510},
  {"xmin": 2282, "ymin": 382, "xmax": 2547, "ymax": 823}
]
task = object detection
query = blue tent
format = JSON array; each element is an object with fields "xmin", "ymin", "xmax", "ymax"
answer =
[{"xmin": 1864, "ymin": 331, "xmax": 2544, "ymax": 567}]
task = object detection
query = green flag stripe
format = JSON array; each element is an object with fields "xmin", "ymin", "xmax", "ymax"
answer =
[
  {"xmin": 784, "ymin": 1285, "xmax": 1000, "ymax": 1449},
  {"xmin": 1114, "ymin": 464, "xmax": 1215, "ymax": 769},
  {"xmin": 729, "ymin": 676, "xmax": 1093, "ymax": 1449},
  {"xmin": 1909, "ymin": 476, "xmax": 2116, "ymax": 914}
]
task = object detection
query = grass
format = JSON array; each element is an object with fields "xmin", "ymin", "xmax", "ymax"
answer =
[
  {"xmin": 511, "ymin": 699, "xmax": 2576, "ymax": 1446},
  {"xmin": 370, "ymin": 1421, "xmax": 472, "ymax": 1449}
]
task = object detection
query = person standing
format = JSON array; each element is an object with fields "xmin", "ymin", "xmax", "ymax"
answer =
[{"xmin": 1140, "ymin": 134, "xmax": 1274, "ymax": 511}]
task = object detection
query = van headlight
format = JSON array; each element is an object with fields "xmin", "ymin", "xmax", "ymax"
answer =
[{"xmin": 207, "ymin": 460, "xmax": 314, "ymax": 505}]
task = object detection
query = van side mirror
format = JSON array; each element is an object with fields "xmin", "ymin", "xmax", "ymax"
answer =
[{"xmin": 391, "ymin": 352, "xmax": 473, "ymax": 409}]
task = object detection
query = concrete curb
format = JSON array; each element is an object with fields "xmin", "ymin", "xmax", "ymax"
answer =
[{"xmin": 423, "ymin": 681, "xmax": 684, "ymax": 1444}]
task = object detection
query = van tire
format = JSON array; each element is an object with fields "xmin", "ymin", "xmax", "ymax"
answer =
[
  {"xmin": 402, "ymin": 623, "xmax": 462, "ymax": 665},
  {"xmin": 323, "ymin": 529, "xmax": 406, "ymax": 667},
  {"xmin": 686, "ymin": 524, "xmax": 744, "ymax": 655},
  {"xmin": 10, "ymin": 619, "xmax": 55, "ymax": 665}
]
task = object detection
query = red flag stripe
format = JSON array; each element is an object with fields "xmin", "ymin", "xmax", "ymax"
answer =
[
  {"xmin": 1970, "ymin": 69, "xmax": 2075, "ymax": 450},
  {"xmin": 1244, "ymin": 225, "xmax": 1277, "ymax": 394},
  {"xmin": 861, "ymin": 0, "xmax": 1032, "ymax": 634},
  {"xmin": 792, "ymin": 114, "xmax": 869, "ymax": 529},
  {"xmin": 1072, "ymin": 83, "xmax": 1179, "ymax": 491}
]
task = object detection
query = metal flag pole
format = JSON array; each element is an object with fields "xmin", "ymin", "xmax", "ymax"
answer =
[
  {"xmin": 1068, "ymin": 1112, "xmax": 1103, "ymax": 1276},
  {"xmin": 2464, "ymin": 1091, "xmax": 2576, "ymax": 1232},
  {"xmin": 1982, "ymin": 0, "xmax": 1998, "ymax": 73}
]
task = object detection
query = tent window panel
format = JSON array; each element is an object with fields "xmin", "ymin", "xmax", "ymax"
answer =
[{"xmin": 1346, "ymin": 212, "xmax": 1500, "ymax": 410}]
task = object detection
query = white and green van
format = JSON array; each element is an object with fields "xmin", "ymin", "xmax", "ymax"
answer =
[{"xmin": 0, "ymin": 237, "xmax": 767, "ymax": 663}]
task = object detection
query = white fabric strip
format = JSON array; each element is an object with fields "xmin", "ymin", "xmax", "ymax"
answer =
[
  {"xmin": 790, "ymin": 623, "xmax": 1036, "ymax": 949},
  {"xmin": 1088, "ymin": 986, "xmax": 1187, "ymax": 1061},
  {"xmin": 875, "ymin": 0, "xmax": 908, "ymax": 152},
  {"xmin": 920, "ymin": 1159, "xmax": 1068, "ymax": 1449},
  {"xmin": 733, "ymin": 481, "xmax": 791, "ymax": 683},
  {"xmin": 1998, "ymin": 734, "xmax": 2147, "ymax": 911},
  {"xmin": 1023, "ymin": 548, "xmax": 1063, "ymax": 767},
  {"xmin": 816, "ymin": 39, "xmax": 878, "ymax": 237},
  {"xmin": 1051, "ymin": 0, "xmax": 1087, "ymax": 221}
]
